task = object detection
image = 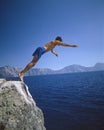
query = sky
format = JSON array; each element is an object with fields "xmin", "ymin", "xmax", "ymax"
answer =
[{"xmin": 0, "ymin": 0, "xmax": 104, "ymax": 70}]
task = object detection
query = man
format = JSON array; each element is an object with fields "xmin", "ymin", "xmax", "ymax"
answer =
[{"xmin": 19, "ymin": 36, "xmax": 78, "ymax": 81}]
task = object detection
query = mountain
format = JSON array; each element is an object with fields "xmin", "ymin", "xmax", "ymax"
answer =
[
  {"xmin": 55, "ymin": 64, "xmax": 87, "ymax": 73},
  {"xmin": 27, "ymin": 68, "xmax": 54, "ymax": 75},
  {"xmin": 0, "ymin": 66, "xmax": 21, "ymax": 77},
  {"xmin": 56, "ymin": 63, "xmax": 104, "ymax": 74},
  {"xmin": 61, "ymin": 63, "xmax": 104, "ymax": 73},
  {"xmin": 0, "ymin": 63, "xmax": 104, "ymax": 78},
  {"xmin": 93, "ymin": 63, "xmax": 104, "ymax": 71},
  {"xmin": 0, "ymin": 66, "xmax": 54, "ymax": 78}
]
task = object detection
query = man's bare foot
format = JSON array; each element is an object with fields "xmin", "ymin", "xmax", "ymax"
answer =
[{"xmin": 18, "ymin": 73, "xmax": 24, "ymax": 82}]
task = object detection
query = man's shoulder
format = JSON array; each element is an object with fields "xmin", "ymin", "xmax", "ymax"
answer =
[{"xmin": 54, "ymin": 40, "xmax": 63, "ymax": 45}]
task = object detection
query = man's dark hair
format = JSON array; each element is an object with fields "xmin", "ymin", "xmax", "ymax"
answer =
[{"xmin": 55, "ymin": 36, "xmax": 63, "ymax": 42}]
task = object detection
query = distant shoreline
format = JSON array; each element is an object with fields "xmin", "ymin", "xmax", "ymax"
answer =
[{"xmin": 0, "ymin": 63, "xmax": 104, "ymax": 78}]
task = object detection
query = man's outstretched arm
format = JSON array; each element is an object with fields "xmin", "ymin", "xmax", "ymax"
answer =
[
  {"xmin": 60, "ymin": 42, "xmax": 78, "ymax": 47},
  {"xmin": 56, "ymin": 40, "xmax": 78, "ymax": 47}
]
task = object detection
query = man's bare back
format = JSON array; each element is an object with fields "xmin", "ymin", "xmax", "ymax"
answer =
[{"xmin": 44, "ymin": 41, "xmax": 57, "ymax": 51}]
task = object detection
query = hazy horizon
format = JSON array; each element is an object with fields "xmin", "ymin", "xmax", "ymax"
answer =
[{"xmin": 0, "ymin": 62, "xmax": 104, "ymax": 71}]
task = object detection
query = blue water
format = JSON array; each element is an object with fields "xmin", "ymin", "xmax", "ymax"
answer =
[{"xmin": 17, "ymin": 71, "xmax": 104, "ymax": 130}]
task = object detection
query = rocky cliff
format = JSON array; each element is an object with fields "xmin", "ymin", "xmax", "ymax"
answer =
[{"xmin": 0, "ymin": 79, "xmax": 46, "ymax": 130}]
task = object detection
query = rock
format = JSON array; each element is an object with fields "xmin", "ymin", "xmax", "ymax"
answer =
[
  {"xmin": 0, "ymin": 80, "xmax": 46, "ymax": 130},
  {"xmin": 0, "ymin": 79, "xmax": 6, "ymax": 84}
]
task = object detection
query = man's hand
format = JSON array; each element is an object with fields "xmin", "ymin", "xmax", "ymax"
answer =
[
  {"xmin": 51, "ymin": 50, "xmax": 58, "ymax": 57},
  {"xmin": 72, "ymin": 44, "xmax": 78, "ymax": 47},
  {"xmin": 55, "ymin": 53, "xmax": 58, "ymax": 57}
]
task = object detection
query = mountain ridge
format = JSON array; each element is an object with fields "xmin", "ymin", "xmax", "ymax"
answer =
[{"xmin": 0, "ymin": 63, "xmax": 104, "ymax": 78}]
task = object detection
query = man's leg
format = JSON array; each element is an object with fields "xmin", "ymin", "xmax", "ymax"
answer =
[{"xmin": 19, "ymin": 56, "xmax": 38, "ymax": 81}]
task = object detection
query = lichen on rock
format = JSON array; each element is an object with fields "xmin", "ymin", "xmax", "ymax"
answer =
[{"xmin": 0, "ymin": 79, "xmax": 46, "ymax": 130}]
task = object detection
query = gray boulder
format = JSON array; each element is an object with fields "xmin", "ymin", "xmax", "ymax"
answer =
[{"xmin": 0, "ymin": 79, "xmax": 46, "ymax": 130}]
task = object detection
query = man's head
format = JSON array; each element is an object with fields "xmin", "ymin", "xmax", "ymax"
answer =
[{"xmin": 55, "ymin": 36, "xmax": 63, "ymax": 42}]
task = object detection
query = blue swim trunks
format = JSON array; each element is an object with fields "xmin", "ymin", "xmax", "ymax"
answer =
[{"xmin": 32, "ymin": 47, "xmax": 46, "ymax": 59}]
